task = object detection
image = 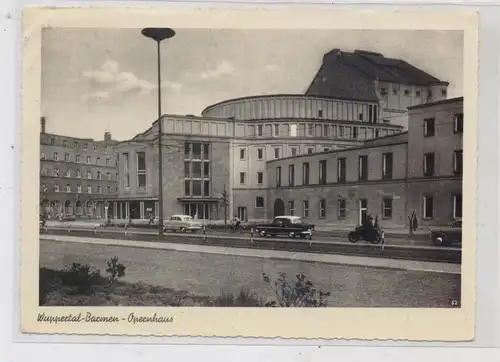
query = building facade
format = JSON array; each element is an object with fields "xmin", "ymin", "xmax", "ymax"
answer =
[
  {"xmin": 265, "ymin": 97, "xmax": 464, "ymax": 228},
  {"xmin": 39, "ymin": 117, "xmax": 119, "ymax": 219},
  {"xmin": 305, "ymin": 49, "xmax": 449, "ymax": 129}
]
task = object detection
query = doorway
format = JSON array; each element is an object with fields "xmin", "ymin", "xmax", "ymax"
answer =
[
  {"xmin": 359, "ymin": 199, "xmax": 368, "ymax": 225},
  {"xmin": 273, "ymin": 199, "xmax": 285, "ymax": 217},
  {"xmin": 237, "ymin": 206, "xmax": 247, "ymax": 222}
]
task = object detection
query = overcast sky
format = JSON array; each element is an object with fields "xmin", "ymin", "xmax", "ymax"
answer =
[{"xmin": 41, "ymin": 28, "xmax": 463, "ymax": 141}]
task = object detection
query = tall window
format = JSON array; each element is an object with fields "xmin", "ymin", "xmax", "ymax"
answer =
[
  {"xmin": 337, "ymin": 199, "xmax": 346, "ymax": 219},
  {"xmin": 423, "ymin": 195, "xmax": 434, "ymax": 219},
  {"xmin": 239, "ymin": 148, "xmax": 246, "ymax": 160},
  {"xmin": 255, "ymin": 196, "xmax": 264, "ymax": 208},
  {"xmin": 274, "ymin": 147, "xmax": 280, "ymax": 159},
  {"xmin": 382, "ymin": 153, "xmax": 393, "ymax": 179},
  {"xmin": 64, "ymin": 153, "xmax": 70, "ymax": 162},
  {"xmin": 76, "ymin": 155, "xmax": 81, "ymax": 163},
  {"xmin": 453, "ymin": 194, "xmax": 463, "ymax": 219},
  {"xmin": 54, "ymin": 184, "xmax": 59, "ymax": 192},
  {"xmin": 290, "ymin": 124, "xmax": 297, "ymax": 137},
  {"xmin": 84, "ymin": 143, "xmax": 88, "ymax": 150},
  {"xmin": 74, "ymin": 141, "xmax": 78, "ymax": 149},
  {"xmin": 307, "ymin": 124, "xmax": 314, "ymax": 136},
  {"xmin": 86, "ymin": 156, "xmax": 91, "ymax": 164},
  {"xmin": 86, "ymin": 185, "xmax": 92, "ymax": 193},
  {"xmin": 302, "ymin": 162, "xmax": 310, "ymax": 185},
  {"xmin": 424, "ymin": 118, "xmax": 436, "ymax": 137},
  {"xmin": 239, "ymin": 172, "xmax": 246, "ymax": 184},
  {"xmin": 303, "ymin": 200, "xmax": 309, "ymax": 218},
  {"xmin": 319, "ymin": 199, "xmax": 326, "ymax": 218},
  {"xmin": 274, "ymin": 124, "xmax": 279, "ymax": 137},
  {"xmin": 137, "ymin": 152, "xmax": 147, "ymax": 188},
  {"xmin": 257, "ymin": 148, "xmax": 264, "ymax": 160},
  {"xmin": 358, "ymin": 155, "xmax": 368, "ymax": 181},
  {"xmin": 307, "ymin": 148, "xmax": 314, "ymax": 154},
  {"xmin": 288, "ymin": 164, "xmax": 295, "ymax": 186},
  {"xmin": 290, "ymin": 147, "xmax": 298, "ymax": 156},
  {"xmin": 288, "ymin": 200, "xmax": 295, "ymax": 216},
  {"xmin": 323, "ymin": 125, "xmax": 329, "ymax": 136},
  {"xmin": 76, "ymin": 169, "xmax": 81, "ymax": 178},
  {"xmin": 53, "ymin": 152, "xmax": 58, "ymax": 161},
  {"xmin": 184, "ymin": 142, "xmax": 211, "ymax": 197},
  {"xmin": 257, "ymin": 125, "xmax": 263, "ymax": 137},
  {"xmin": 96, "ymin": 171, "xmax": 101, "ymax": 180},
  {"xmin": 77, "ymin": 184, "xmax": 81, "ymax": 193},
  {"xmin": 122, "ymin": 152, "xmax": 130, "ymax": 188},
  {"xmin": 424, "ymin": 153, "xmax": 435, "ymax": 177},
  {"xmin": 257, "ymin": 172, "xmax": 263, "ymax": 185},
  {"xmin": 96, "ymin": 157, "xmax": 100, "ymax": 165},
  {"xmin": 65, "ymin": 184, "xmax": 71, "ymax": 192},
  {"xmin": 53, "ymin": 168, "xmax": 60, "ymax": 177},
  {"xmin": 382, "ymin": 198, "xmax": 393, "ymax": 218},
  {"xmin": 337, "ymin": 158, "xmax": 346, "ymax": 183},
  {"xmin": 97, "ymin": 185, "xmax": 102, "ymax": 194},
  {"xmin": 319, "ymin": 160, "xmax": 327, "ymax": 185},
  {"xmin": 276, "ymin": 166, "xmax": 282, "ymax": 187},
  {"xmin": 94, "ymin": 144, "xmax": 98, "ymax": 152},
  {"xmin": 86, "ymin": 169, "xmax": 92, "ymax": 180},
  {"xmin": 352, "ymin": 127, "xmax": 358, "ymax": 139},
  {"xmin": 453, "ymin": 150, "xmax": 463, "ymax": 175},
  {"xmin": 454, "ymin": 113, "xmax": 464, "ymax": 134}
]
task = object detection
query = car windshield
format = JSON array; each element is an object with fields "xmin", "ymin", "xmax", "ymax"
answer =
[
  {"xmin": 291, "ymin": 218, "xmax": 304, "ymax": 224},
  {"xmin": 183, "ymin": 216, "xmax": 193, "ymax": 221}
]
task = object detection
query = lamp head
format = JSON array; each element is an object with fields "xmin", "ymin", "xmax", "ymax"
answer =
[{"xmin": 141, "ymin": 28, "xmax": 176, "ymax": 42}]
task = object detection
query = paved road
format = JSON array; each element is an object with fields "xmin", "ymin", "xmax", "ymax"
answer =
[
  {"xmin": 40, "ymin": 227, "xmax": 461, "ymax": 264},
  {"xmin": 40, "ymin": 239, "xmax": 461, "ymax": 307}
]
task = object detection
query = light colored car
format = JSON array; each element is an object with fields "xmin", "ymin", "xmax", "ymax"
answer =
[{"xmin": 163, "ymin": 215, "xmax": 203, "ymax": 233}]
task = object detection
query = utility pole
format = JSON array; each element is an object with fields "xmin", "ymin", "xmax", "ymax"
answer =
[{"xmin": 221, "ymin": 185, "xmax": 229, "ymax": 226}]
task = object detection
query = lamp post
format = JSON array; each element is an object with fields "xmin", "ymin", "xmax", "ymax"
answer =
[{"xmin": 141, "ymin": 27, "xmax": 176, "ymax": 236}]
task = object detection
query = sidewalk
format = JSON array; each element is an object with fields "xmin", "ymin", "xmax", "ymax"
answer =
[{"xmin": 40, "ymin": 234, "xmax": 460, "ymax": 274}]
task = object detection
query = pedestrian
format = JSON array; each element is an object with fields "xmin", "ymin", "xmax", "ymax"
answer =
[{"xmin": 148, "ymin": 212, "xmax": 154, "ymax": 225}]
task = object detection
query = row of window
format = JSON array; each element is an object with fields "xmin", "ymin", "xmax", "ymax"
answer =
[
  {"xmin": 41, "ymin": 152, "xmax": 114, "ymax": 166},
  {"xmin": 41, "ymin": 183, "xmax": 116, "ymax": 194},
  {"xmin": 122, "ymin": 151, "xmax": 147, "ymax": 189},
  {"xmin": 423, "ymin": 113, "xmax": 463, "ymax": 137},
  {"xmin": 239, "ymin": 146, "xmax": 329, "ymax": 162},
  {"xmin": 379, "ymin": 86, "xmax": 447, "ymax": 98},
  {"xmin": 45, "ymin": 138, "xmax": 110, "ymax": 153},
  {"xmin": 41, "ymin": 167, "xmax": 115, "ymax": 181},
  {"xmin": 249, "ymin": 123, "xmax": 395, "ymax": 139},
  {"xmin": 184, "ymin": 142, "xmax": 212, "ymax": 197}
]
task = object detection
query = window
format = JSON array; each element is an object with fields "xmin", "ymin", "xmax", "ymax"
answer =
[
  {"xmin": 62, "ymin": 140, "xmax": 67, "ymax": 147},
  {"xmin": 73, "ymin": 141, "xmax": 78, "ymax": 149},
  {"xmin": 76, "ymin": 155, "xmax": 81, "ymax": 163},
  {"xmin": 352, "ymin": 127, "xmax": 358, "ymax": 139},
  {"xmin": 257, "ymin": 172, "xmax": 263, "ymax": 185},
  {"xmin": 375, "ymin": 129, "xmax": 380, "ymax": 138},
  {"xmin": 257, "ymin": 125, "xmax": 263, "ymax": 137},
  {"xmin": 107, "ymin": 172, "xmax": 111, "ymax": 180},
  {"xmin": 337, "ymin": 199, "xmax": 346, "ymax": 218},
  {"xmin": 302, "ymin": 162, "xmax": 310, "ymax": 185},
  {"xmin": 96, "ymin": 185, "xmax": 102, "ymax": 194},
  {"xmin": 307, "ymin": 147, "xmax": 314, "ymax": 154},
  {"xmin": 358, "ymin": 113, "xmax": 363, "ymax": 121},
  {"xmin": 86, "ymin": 169, "xmax": 92, "ymax": 179},
  {"xmin": 123, "ymin": 152, "xmax": 130, "ymax": 188},
  {"xmin": 290, "ymin": 147, "xmax": 297, "ymax": 156},
  {"xmin": 358, "ymin": 155, "xmax": 368, "ymax": 181},
  {"xmin": 424, "ymin": 153, "xmax": 435, "ymax": 177},
  {"xmin": 323, "ymin": 125, "xmax": 329, "ymax": 137},
  {"xmin": 382, "ymin": 153, "xmax": 393, "ymax": 179},
  {"xmin": 337, "ymin": 158, "xmax": 346, "ymax": 183},
  {"xmin": 50, "ymin": 138, "xmax": 55, "ymax": 145},
  {"xmin": 319, "ymin": 160, "xmax": 327, "ymax": 185},
  {"xmin": 65, "ymin": 184, "xmax": 71, "ymax": 192},
  {"xmin": 239, "ymin": 148, "xmax": 246, "ymax": 160},
  {"xmin": 41, "ymin": 167, "xmax": 48, "ymax": 175},
  {"xmin": 96, "ymin": 157, "xmax": 100, "ymax": 165},
  {"xmin": 96, "ymin": 171, "xmax": 101, "ymax": 180},
  {"xmin": 76, "ymin": 169, "xmax": 81, "ymax": 178},
  {"xmin": 274, "ymin": 124, "xmax": 279, "ymax": 137},
  {"xmin": 339, "ymin": 127, "xmax": 344, "ymax": 138},
  {"xmin": 274, "ymin": 147, "xmax": 280, "ymax": 159},
  {"xmin": 86, "ymin": 156, "xmax": 91, "ymax": 164},
  {"xmin": 288, "ymin": 164, "xmax": 295, "ymax": 186},
  {"xmin": 84, "ymin": 143, "xmax": 88, "ymax": 150},
  {"xmin": 454, "ymin": 113, "xmax": 464, "ymax": 133},
  {"xmin": 54, "ymin": 184, "xmax": 59, "ymax": 192},
  {"xmin": 107, "ymin": 186, "xmax": 111, "ymax": 193},
  {"xmin": 302, "ymin": 200, "xmax": 309, "ymax": 218},
  {"xmin": 318, "ymin": 109, "xmax": 323, "ymax": 118},
  {"xmin": 64, "ymin": 153, "xmax": 70, "ymax": 162},
  {"xmin": 77, "ymin": 184, "xmax": 81, "ymax": 193},
  {"xmin": 52, "ymin": 168, "xmax": 60, "ymax": 177},
  {"xmin": 64, "ymin": 170, "xmax": 71, "ymax": 177},
  {"xmin": 404, "ymin": 89, "xmax": 410, "ymax": 96},
  {"xmin": 382, "ymin": 198, "xmax": 393, "ymax": 218},
  {"xmin": 392, "ymin": 87, "xmax": 398, "ymax": 95},
  {"xmin": 453, "ymin": 150, "xmax": 463, "ymax": 175},
  {"xmin": 442, "ymin": 89, "xmax": 447, "ymax": 97},
  {"xmin": 257, "ymin": 148, "xmax": 264, "ymax": 160},
  {"xmin": 453, "ymin": 194, "xmax": 462, "ymax": 219},
  {"xmin": 184, "ymin": 143, "xmax": 211, "ymax": 197},
  {"xmin": 276, "ymin": 166, "xmax": 282, "ymax": 187},
  {"xmin": 52, "ymin": 152, "xmax": 58, "ymax": 161},
  {"xmin": 380, "ymin": 87, "xmax": 387, "ymax": 95},
  {"xmin": 106, "ymin": 157, "xmax": 110, "ymax": 165},
  {"xmin": 423, "ymin": 195, "xmax": 434, "ymax": 219},
  {"xmin": 307, "ymin": 124, "xmax": 314, "ymax": 137},
  {"xmin": 104, "ymin": 146, "xmax": 108, "ymax": 154},
  {"xmin": 288, "ymin": 200, "xmax": 295, "ymax": 216},
  {"xmin": 137, "ymin": 152, "xmax": 147, "ymax": 188},
  {"xmin": 94, "ymin": 145, "xmax": 98, "ymax": 152},
  {"xmin": 424, "ymin": 118, "xmax": 435, "ymax": 137},
  {"xmin": 319, "ymin": 199, "xmax": 326, "ymax": 218},
  {"xmin": 290, "ymin": 124, "xmax": 297, "ymax": 137},
  {"xmin": 40, "ymin": 152, "xmax": 45, "ymax": 160},
  {"xmin": 86, "ymin": 185, "xmax": 92, "ymax": 193},
  {"xmin": 416, "ymin": 90, "xmax": 421, "ymax": 97},
  {"xmin": 239, "ymin": 172, "xmax": 246, "ymax": 184},
  {"xmin": 255, "ymin": 197, "xmax": 264, "ymax": 208}
]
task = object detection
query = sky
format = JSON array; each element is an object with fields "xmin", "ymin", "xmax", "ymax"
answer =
[{"xmin": 41, "ymin": 28, "xmax": 464, "ymax": 141}]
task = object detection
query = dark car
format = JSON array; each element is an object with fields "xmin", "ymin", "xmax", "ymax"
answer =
[
  {"xmin": 429, "ymin": 218, "xmax": 462, "ymax": 246},
  {"xmin": 255, "ymin": 216, "xmax": 315, "ymax": 239}
]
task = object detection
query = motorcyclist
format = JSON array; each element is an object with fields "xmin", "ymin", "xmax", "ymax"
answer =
[
  {"xmin": 231, "ymin": 215, "xmax": 241, "ymax": 232},
  {"xmin": 362, "ymin": 214, "xmax": 378, "ymax": 241}
]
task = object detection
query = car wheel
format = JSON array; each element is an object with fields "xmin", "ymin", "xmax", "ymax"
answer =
[
  {"xmin": 288, "ymin": 232, "xmax": 295, "ymax": 239},
  {"xmin": 180, "ymin": 227, "xmax": 186, "ymax": 233},
  {"xmin": 432, "ymin": 232, "xmax": 447, "ymax": 246},
  {"xmin": 260, "ymin": 231, "xmax": 266, "ymax": 237}
]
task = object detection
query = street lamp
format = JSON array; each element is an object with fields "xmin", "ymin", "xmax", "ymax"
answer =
[{"xmin": 141, "ymin": 27, "xmax": 176, "ymax": 236}]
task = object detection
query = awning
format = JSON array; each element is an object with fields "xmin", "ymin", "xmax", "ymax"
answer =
[{"xmin": 177, "ymin": 197, "xmax": 221, "ymax": 203}]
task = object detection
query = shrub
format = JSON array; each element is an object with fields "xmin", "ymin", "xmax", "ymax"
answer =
[
  {"xmin": 262, "ymin": 272, "xmax": 331, "ymax": 307},
  {"xmin": 105, "ymin": 256, "xmax": 126, "ymax": 286},
  {"xmin": 214, "ymin": 288, "xmax": 263, "ymax": 307},
  {"xmin": 61, "ymin": 262, "xmax": 102, "ymax": 294}
]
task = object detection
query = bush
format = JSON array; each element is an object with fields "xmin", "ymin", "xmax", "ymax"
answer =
[
  {"xmin": 214, "ymin": 288, "xmax": 263, "ymax": 307},
  {"xmin": 262, "ymin": 272, "xmax": 331, "ymax": 307},
  {"xmin": 105, "ymin": 256, "xmax": 126, "ymax": 286},
  {"xmin": 61, "ymin": 262, "xmax": 103, "ymax": 294}
]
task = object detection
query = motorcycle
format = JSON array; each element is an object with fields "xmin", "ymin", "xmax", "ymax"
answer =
[{"xmin": 348, "ymin": 225, "xmax": 384, "ymax": 244}]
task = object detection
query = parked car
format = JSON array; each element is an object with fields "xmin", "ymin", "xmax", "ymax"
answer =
[
  {"xmin": 254, "ymin": 216, "xmax": 315, "ymax": 239},
  {"xmin": 163, "ymin": 215, "xmax": 203, "ymax": 233},
  {"xmin": 429, "ymin": 218, "xmax": 462, "ymax": 246}
]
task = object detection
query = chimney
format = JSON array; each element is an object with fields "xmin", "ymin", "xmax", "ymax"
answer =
[
  {"xmin": 104, "ymin": 131, "xmax": 112, "ymax": 141},
  {"xmin": 40, "ymin": 116, "xmax": 46, "ymax": 134}
]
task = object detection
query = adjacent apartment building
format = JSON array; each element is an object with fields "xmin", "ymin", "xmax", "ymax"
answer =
[
  {"xmin": 265, "ymin": 97, "xmax": 464, "ymax": 228},
  {"xmin": 39, "ymin": 117, "xmax": 119, "ymax": 219}
]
